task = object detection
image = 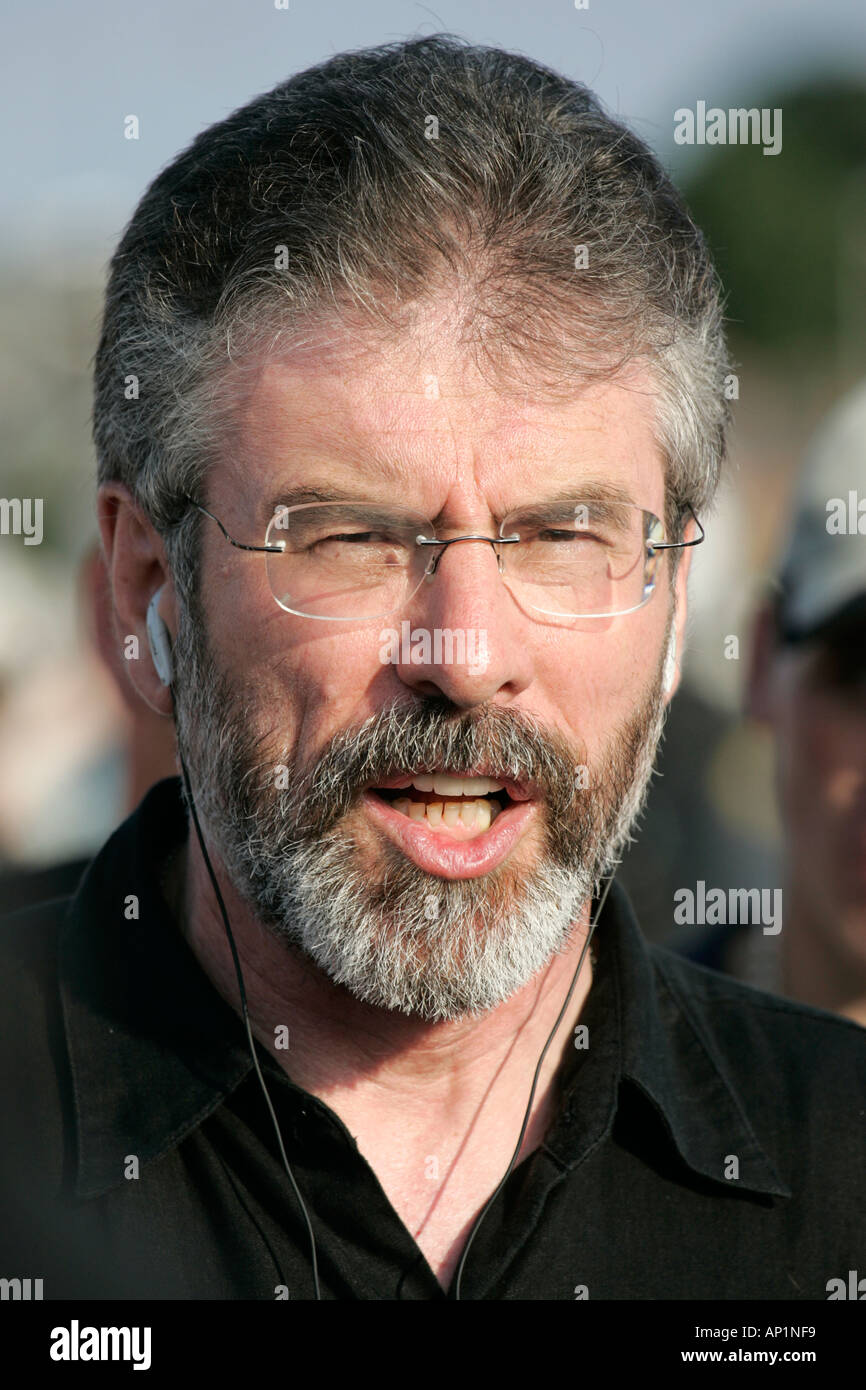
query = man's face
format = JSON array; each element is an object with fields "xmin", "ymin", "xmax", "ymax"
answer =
[
  {"xmin": 762, "ymin": 616, "xmax": 866, "ymax": 963},
  {"xmin": 171, "ymin": 318, "xmax": 684, "ymax": 1021}
]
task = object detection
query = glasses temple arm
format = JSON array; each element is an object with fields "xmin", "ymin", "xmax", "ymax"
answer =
[
  {"xmin": 648, "ymin": 504, "xmax": 705, "ymax": 551},
  {"xmin": 183, "ymin": 495, "xmax": 283, "ymax": 554}
]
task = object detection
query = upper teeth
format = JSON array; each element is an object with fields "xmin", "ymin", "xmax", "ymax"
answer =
[{"xmin": 406, "ymin": 775, "xmax": 505, "ymax": 796}]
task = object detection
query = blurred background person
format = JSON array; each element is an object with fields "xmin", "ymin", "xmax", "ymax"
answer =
[
  {"xmin": 671, "ymin": 382, "xmax": 866, "ymax": 1026},
  {"xmin": 0, "ymin": 541, "xmax": 176, "ymax": 915}
]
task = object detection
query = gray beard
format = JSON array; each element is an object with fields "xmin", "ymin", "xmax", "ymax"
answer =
[{"xmin": 172, "ymin": 593, "xmax": 669, "ymax": 1023}]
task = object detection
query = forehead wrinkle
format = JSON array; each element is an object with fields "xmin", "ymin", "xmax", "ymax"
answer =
[
  {"xmin": 223, "ymin": 339, "xmax": 665, "ymax": 522},
  {"xmin": 230, "ymin": 327, "xmax": 587, "ymax": 451}
]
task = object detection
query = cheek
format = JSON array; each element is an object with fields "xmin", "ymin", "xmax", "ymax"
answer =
[
  {"xmin": 533, "ymin": 617, "xmax": 662, "ymax": 740},
  {"xmin": 253, "ymin": 623, "xmax": 402, "ymax": 753},
  {"xmin": 777, "ymin": 694, "xmax": 852, "ymax": 816}
]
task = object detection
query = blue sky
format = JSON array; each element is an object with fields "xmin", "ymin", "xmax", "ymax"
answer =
[{"xmin": 2, "ymin": 0, "xmax": 864, "ymax": 262}]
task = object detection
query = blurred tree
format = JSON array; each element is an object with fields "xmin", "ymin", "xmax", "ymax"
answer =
[{"xmin": 681, "ymin": 81, "xmax": 866, "ymax": 368}]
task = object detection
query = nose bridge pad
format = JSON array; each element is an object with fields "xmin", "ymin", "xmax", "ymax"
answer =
[{"xmin": 421, "ymin": 537, "xmax": 504, "ymax": 584}]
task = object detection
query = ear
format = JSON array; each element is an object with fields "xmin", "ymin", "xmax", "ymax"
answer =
[
  {"xmin": 744, "ymin": 598, "xmax": 779, "ymax": 723},
  {"xmin": 97, "ymin": 482, "xmax": 178, "ymax": 717},
  {"xmin": 662, "ymin": 522, "xmax": 696, "ymax": 704}
]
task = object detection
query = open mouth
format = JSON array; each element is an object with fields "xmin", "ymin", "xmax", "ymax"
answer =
[
  {"xmin": 362, "ymin": 770, "xmax": 538, "ymax": 877},
  {"xmin": 366, "ymin": 773, "xmax": 526, "ymax": 836}
]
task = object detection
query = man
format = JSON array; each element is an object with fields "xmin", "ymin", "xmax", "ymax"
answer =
[
  {"xmin": 1, "ymin": 36, "xmax": 863, "ymax": 1301},
  {"xmin": 680, "ymin": 381, "xmax": 866, "ymax": 1025}
]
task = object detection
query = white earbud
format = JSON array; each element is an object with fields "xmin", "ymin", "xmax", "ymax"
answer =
[
  {"xmin": 664, "ymin": 631, "xmax": 678, "ymax": 695},
  {"xmin": 146, "ymin": 586, "xmax": 174, "ymax": 687},
  {"xmin": 663, "ymin": 630, "xmax": 677, "ymax": 694}
]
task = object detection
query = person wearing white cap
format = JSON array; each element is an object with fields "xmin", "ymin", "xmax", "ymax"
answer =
[{"xmin": 743, "ymin": 379, "xmax": 866, "ymax": 1025}]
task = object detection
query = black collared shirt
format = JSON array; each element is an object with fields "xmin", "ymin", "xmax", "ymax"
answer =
[{"xmin": 1, "ymin": 776, "xmax": 864, "ymax": 1300}]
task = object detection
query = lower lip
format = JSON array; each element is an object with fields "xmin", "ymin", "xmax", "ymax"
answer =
[{"xmin": 361, "ymin": 791, "xmax": 537, "ymax": 878}]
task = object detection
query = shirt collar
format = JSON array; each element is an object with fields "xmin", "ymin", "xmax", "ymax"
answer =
[
  {"xmin": 60, "ymin": 778, "xmax": 255, "ymax": 1199},
  {"xmin": 551, "ymin": 878, "xmax": 791, "ymax": 1199},
  {"xmin": 59, "ymin": 776, "xmax": 789, "ymax": 1202}
]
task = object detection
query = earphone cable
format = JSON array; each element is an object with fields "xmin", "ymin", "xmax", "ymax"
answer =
[{"xmin": 172, "ymin": 711, "xmax": 322, "ymax": 1300}]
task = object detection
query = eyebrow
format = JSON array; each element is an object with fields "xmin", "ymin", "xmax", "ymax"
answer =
[
  {"xmin": 264, "ymin": 477, "xmax": 641, "ymax": 524},
  {"xmin": 509, "ymin": 482, "xmax": 639, "ymax": 511},
  {"xmin": 265, "ymin": 484, "xmax": 369, "ymax": 518}
]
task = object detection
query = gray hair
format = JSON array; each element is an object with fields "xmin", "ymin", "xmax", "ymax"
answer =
[{"xmin": 92, "ymin": 33, "xmax": 732, "ymax": 609}]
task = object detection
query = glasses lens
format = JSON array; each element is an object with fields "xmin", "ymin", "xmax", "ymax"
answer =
[
  {"xmin": 501, "ymin": 500, "xmax": 662, "ymax": 617},
  {"xmin": 265, "ymin": 503, "xmax": 430, "ymax": 619}
]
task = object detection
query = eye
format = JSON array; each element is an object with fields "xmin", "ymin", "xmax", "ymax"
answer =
[
  {"xmin": 306, "ymin": 529, "xmax": 412, "ymax": 564},
  {"xmin": 318, "ymin": 531, "xmax": 384, "ymax": 544},
  {"xmin": 313, "ymin": 529, "xmax": 408, "ymax": 546},
  {"xmin": 536, "ymin": 527, "xmax": 603, "ymax": 543}
]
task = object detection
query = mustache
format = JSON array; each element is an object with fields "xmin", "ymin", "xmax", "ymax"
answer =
[{"xmin": 270, "ymin": 696, "xmax": 588, "ymax": 839}]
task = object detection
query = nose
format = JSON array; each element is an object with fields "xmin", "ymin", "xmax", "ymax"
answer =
[
  {"xmin": 421, "ymin": 534, "xmax": 511, "ymax": 578},
  {"xmin": 388, "ymin": 532, "xmax": 534, "ymax": 708}
]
